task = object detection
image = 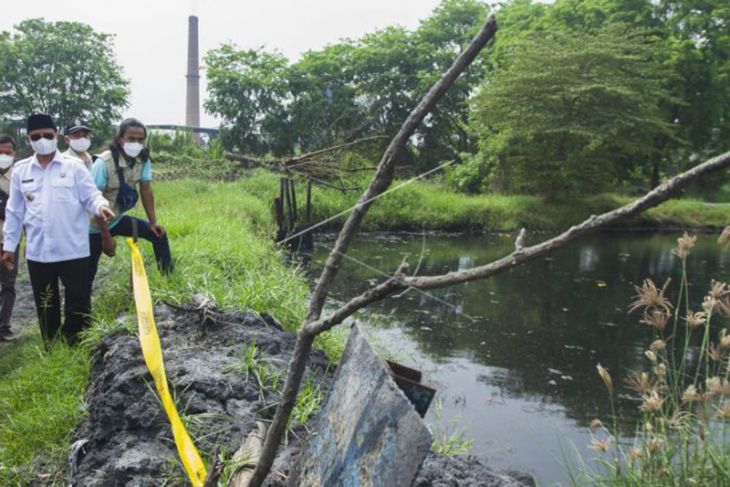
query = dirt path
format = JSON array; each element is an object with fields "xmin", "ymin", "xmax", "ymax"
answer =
[
  {"xmin": 1, "ymin": 258, "xmax": 110, "ymax": 343},
  {"xmin": 2, "ymin": 260, "xmax": 40, "ymax": 341}
]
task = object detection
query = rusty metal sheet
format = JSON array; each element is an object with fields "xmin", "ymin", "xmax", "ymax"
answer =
[{"xmin": 291, "ymin": 324, "xmax": 433, "ymax": 487}]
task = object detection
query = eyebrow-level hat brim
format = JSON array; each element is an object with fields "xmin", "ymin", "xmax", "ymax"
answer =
[{"xmin": 65, "ymin": 125, "xmax": 93, "ymax": 135}]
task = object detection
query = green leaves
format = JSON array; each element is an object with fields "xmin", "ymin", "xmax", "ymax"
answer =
[
  {"xmin": 471, "ymin": 24, "xmax": 673, "ymax": 199},
  {"xmin": 0, "ymin": 19, "xmax": 129, "ymax": 133},
  {"xmin": 204, "ymin": 46, "xmax": 291, "ymax": 155},
  {"xmin": 204, "ymin": 0, "xmax": 492, "ymax": 170}
]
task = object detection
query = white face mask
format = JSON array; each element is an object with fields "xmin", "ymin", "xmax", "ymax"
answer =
[
  {"xmin": 0, "ymin": 154, "xmax": 13, "ymax": 170},
  {"xmin": 69, "ymin": 137, "xmax": 91, "ymax": 153},
  {"xmin": 31, "ymin": 137, "xmax": 58, "ymax": 156},
  {"xmin": 123, "ymin": 142, "xmax": 144, "ymax": 158}
]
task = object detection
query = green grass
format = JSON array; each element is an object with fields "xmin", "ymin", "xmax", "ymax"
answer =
[
  {"xmin": 0, "ymin": 177, "xmax": 313, "ymax": 484},
  {"xmin": 93, "ymin": 178, "xmax": 310, "ymax": 331},
  {"xmin": 427, "ymin": 398, "xmax": 475, "ymax": 457},
  {"xmin": 0, "ymin": 337, "xmax": 90, "ymax": 485},
  {"xmin": 230, "ymin": 168, "xmax": 730, "ymax": 233}
]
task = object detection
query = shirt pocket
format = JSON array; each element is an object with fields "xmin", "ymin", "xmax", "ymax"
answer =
[
  {"xmin": 51, "ymin": 175, "xmax": 77, "ymax": 202},
  {"xmin": 20, "ymin": 180, "xmax": 41, "ymax": 206}
]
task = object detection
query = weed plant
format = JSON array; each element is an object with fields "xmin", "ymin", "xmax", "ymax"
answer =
[
  {"xmin": 577, "ymin": 231, "xmax": 730, "ymax": 486},
  {"xmin": 427, "ymin": 398, "xmax": 474, "ymax": 457}
]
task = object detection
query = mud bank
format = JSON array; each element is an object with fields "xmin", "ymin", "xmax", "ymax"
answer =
[{"xmin": 70, "ymin": 302, "xmax": 533, "ymax": 486}]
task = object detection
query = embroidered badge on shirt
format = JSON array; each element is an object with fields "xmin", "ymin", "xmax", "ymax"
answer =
[{"xmin": 24, "ymin": 192, "xmax": 34, "ymax": 201}]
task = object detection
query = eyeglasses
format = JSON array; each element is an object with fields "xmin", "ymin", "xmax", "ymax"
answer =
[{"xmin": 29, "ymin": 133, "xmax": 55, "ymax": 141}]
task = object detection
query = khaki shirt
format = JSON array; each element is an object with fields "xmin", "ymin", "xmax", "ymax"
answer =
[
  {"xmin": 88, "ymin": 150, "xmax": 145, "ymax": 232},
  {"xmin": 62, "ymin": 149, "xmax": 93, "ymax": 171}
]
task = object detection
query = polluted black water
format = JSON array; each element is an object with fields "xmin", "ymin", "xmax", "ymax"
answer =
[{"xmin": 311, "ymin": 231, "xmax": 728, "ymax": 486}]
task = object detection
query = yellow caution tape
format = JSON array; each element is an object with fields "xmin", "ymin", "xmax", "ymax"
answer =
[{"xmin": 127, "ymin": 238, "xmax": 207, "ymax": 486}]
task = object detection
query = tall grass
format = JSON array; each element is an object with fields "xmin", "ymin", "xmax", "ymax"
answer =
[
  {"xmin": 97, "ymin": 179, "xmax": 310, "ymax": 329},
  {"xmin": 576, "ymin": 232, "xmax": 730, "ymax": 486},
  {"xmin": 0, "ymin": 178, "xmax": 312, "ymax": 484}
]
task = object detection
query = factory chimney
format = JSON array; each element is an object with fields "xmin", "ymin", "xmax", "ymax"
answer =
[{"xmin": 186, "ymin": 15, "xmax": 201, "ymax": 141}]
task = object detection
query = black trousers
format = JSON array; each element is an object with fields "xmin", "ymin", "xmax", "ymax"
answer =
[
  {"xmin": 89, "ymin": 215, "xmax": 173, "ymax": 293},
  {"xmin": 27, "ymin": 257, "xmax": 91, "ymax": 344},
  {"xmin": 0, "ymin": 244, "xmax": 18, "ymax": 332}
]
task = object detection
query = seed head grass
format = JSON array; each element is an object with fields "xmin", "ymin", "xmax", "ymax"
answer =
[{"xmin": 579, "ymin": 234, "xmax": 730, "ymax": 486}]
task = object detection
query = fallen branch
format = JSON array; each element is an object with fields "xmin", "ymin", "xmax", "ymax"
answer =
[
  {"xmin": 225, "ymin": 135, "xmax": 385, "ymax": 186},
  {"xmin": 230, "ymin": 422, "xmax": 268, "ymax": 487},
  {"xmin": 201, "ymin": 449, "xmax": 222, "ymax": 487}
]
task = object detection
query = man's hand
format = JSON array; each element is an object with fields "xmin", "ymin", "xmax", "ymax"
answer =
[
  {"xmin": 99, "ymin": 205, "xmax": 115, "ymax": 222},
  {"xmin": 150, "ymin": 222, "xmax": 166, "ymax": 238},
  {"xmin": 1, "ymin": 252, "xmax": 15, "ymax": 272},
  {"xmin": 102, "ymin": 235, "xmax": 116, "ymax": 257}
]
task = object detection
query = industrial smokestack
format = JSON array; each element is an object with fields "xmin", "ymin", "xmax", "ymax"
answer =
[{"xmin": 186, "ymin": 15, "xmax": 201, "ymax": 141}]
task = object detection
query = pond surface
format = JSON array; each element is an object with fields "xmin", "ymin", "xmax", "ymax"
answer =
[{"xmin": 311, "ymin": 231, "xmax": 728, "ymax": 486}]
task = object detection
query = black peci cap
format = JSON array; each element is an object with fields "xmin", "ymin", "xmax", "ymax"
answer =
[{"xmin": 27, "ymin": 114, "xmax": 57, "ymax": 132}]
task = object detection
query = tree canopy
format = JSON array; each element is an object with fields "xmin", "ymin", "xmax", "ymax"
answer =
[
  {"xmin": 0, "ymin": 18, "xmax": 129, "ymax": 133},
  {"xmin": 205, "ymin": 0, "xmax": 489, "ymax": 171},
  {"xmin": 204, "ymin": 0, "xmax": 729, "ymax": 198},
  {"xmin": 466, "ymin": 25, "xmax": 672, "ymax": 199}
]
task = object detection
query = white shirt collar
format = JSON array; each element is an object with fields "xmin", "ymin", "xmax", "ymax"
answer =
[{"xmin": 30, "ymin": 151, "xmax": 63, "ymax": 169}]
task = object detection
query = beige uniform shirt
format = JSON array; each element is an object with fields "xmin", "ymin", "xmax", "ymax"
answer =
[
  {"xmin": 0, "ymin": 167, "xmax": 12, "ymax": 244},
  {"xmin": 62, "ymin": 149, "xmax": 93, "ymax": 171}
]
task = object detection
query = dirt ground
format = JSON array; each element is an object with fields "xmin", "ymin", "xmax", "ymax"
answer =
[{"xmin": 69, "ymin": 302, "xmax": 534, "ymax": 486}]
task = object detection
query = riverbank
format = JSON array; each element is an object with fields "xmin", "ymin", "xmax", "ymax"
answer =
[
  {"xmin": 0, "ymin": 165, "xmax": 726, "ymax": 483},
  {"xmin": 153, "ymin": 159, "xmax": 730, "ymax": 232},
  {"xmin": 71, "ymin": 300, "xmax": 533, "ymax": 486}
]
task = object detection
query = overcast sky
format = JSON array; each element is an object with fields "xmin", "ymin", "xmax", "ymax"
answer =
[{"xmin": 1, "ymin": 0, "xmax": 469, "ymax": 127}]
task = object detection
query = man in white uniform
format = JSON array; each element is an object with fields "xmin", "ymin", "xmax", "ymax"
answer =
[{"xmin": 1, "ymin": 114, "xmax": 114, "ymax": 344}]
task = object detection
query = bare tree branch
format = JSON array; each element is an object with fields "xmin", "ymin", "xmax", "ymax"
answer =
[
  {"xmin": 245, "ymin": 12, "xmax": 499, "ymax": 487},
  {"xmin": 306, "ymin": 14, "xmax": 499, "ymax": 324},
  {"xmin": 282, "ymin": 135, "xmax": 386, "ymax": 165},
  {"xmin": 304, "ymin": 147, "xmax": 730, "ymax": 336},
  {"xmin": 225, "ymin": 136, "xmax": 385, "ymax": 182}
]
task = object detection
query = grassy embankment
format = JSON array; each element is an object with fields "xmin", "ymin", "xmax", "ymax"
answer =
[
  {"xmin": 156, "ymin": 158, "xmax": 730, "ymax": 232},
  {"xmin": 0, "ymin": 159, "xmax": 727, "ymax": 483},
  {"xmin": 0, "ymin": 179, "xmax": 312, "ymax": 484}
]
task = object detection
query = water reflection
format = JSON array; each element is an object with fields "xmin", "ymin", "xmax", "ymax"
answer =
[{"xmin": 311, "ymin": 232, "xmax": 728, "ymax": 485}]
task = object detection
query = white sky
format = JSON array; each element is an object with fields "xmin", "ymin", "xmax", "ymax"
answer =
[{"xmin": 1, "ymin": 0, "xmax": 458, "ymax": 127}]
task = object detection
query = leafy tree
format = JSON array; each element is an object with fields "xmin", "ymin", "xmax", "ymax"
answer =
[
  {"xmin": 412, "ymin": 0, "xmax": 491, "ymax": 169},
  {"xmin": 485, "ymin": 0, "xmax": 729, "ymax": 191},
  {"xmin": 0, "ymin": 18, "xmax": 129, "ymax": 135},
  {"xmin": 469, "ymin": 25, "xmax": 673, "ymax": 200},
  {"xmin": 204, "ymin": 45, "xmax": 291, "ymax": 155},
  {"xmin": 658, "ymin": 0, "xmax": 730, "ymax": 158},
  {"xmin": 205, "ymin": 0, "xmax": 493, "ymax": 168},
  {"xmin": 287, "ymin": 43, "xmax": 363, "ymax": 151}
]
